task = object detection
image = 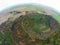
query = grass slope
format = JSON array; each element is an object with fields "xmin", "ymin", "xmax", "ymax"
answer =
[{"xmin": 25, "ymin": 5, "xmax": 60, "ymax": 23}]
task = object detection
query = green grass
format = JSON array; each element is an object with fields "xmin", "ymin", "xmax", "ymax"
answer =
[
  {"xmin": 23, "ymin": 14, "xmax": 50, "ymax": 35},
  {"xmin": 51, "ymin": 15, "xmax": 60, "ymax": 23},
  {"xmin": 0, "ymin": 32, "xmax": 4, "ymax": 45},
  {"xmin": 32, "ymin": 25, "xmax": 43, "ymax": 34},
  {"xmin": 0, "ymin": 30, "xmax": 14, "ymax": 45},
  {"xmin": 25, "ymin": 5, "xmax": 60, "ymax": 23},
  {"xmin": 1, "ymin": 30, "xmax": 14, "ymax": 45},
  {"xmin": 26, "ymin": 5, "xmax": 44, "ymax": 12}
]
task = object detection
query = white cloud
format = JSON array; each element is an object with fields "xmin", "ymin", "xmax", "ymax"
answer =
[
  {"xmin": 0, "ymin": 0, "xmax": 60, "ymax": 12},
  {"xmin": 37, "ymin": 0, "xmax": 60, "ymax": 12}
]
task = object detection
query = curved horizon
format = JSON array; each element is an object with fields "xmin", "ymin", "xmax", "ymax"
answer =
[{"xmin": 0, "ymin": 0, "xmax": 60, "ymax": 13}]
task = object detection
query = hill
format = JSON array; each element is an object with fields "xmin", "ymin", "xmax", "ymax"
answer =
[
  {"xmin": 0, "ymin": 4, "xmax": 60, "ymax": 45},
  {"xmin": 0, "ymin": 10, "xmax": 60, "ymax": 45}
]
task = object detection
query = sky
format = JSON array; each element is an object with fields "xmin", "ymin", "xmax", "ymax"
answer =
[{"xmin": 0, "ymin": 0, "xmax": 60, "ymax": 12}]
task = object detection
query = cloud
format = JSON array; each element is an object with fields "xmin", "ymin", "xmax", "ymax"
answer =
[{"xmin": 0, "ymin": 0, "xmax": 60, "ymax": 12}]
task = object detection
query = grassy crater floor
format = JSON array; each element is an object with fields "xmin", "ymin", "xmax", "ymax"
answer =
[{"xmin": 22, "ymin": 13, "xmax": 51, "ymax": 39}]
